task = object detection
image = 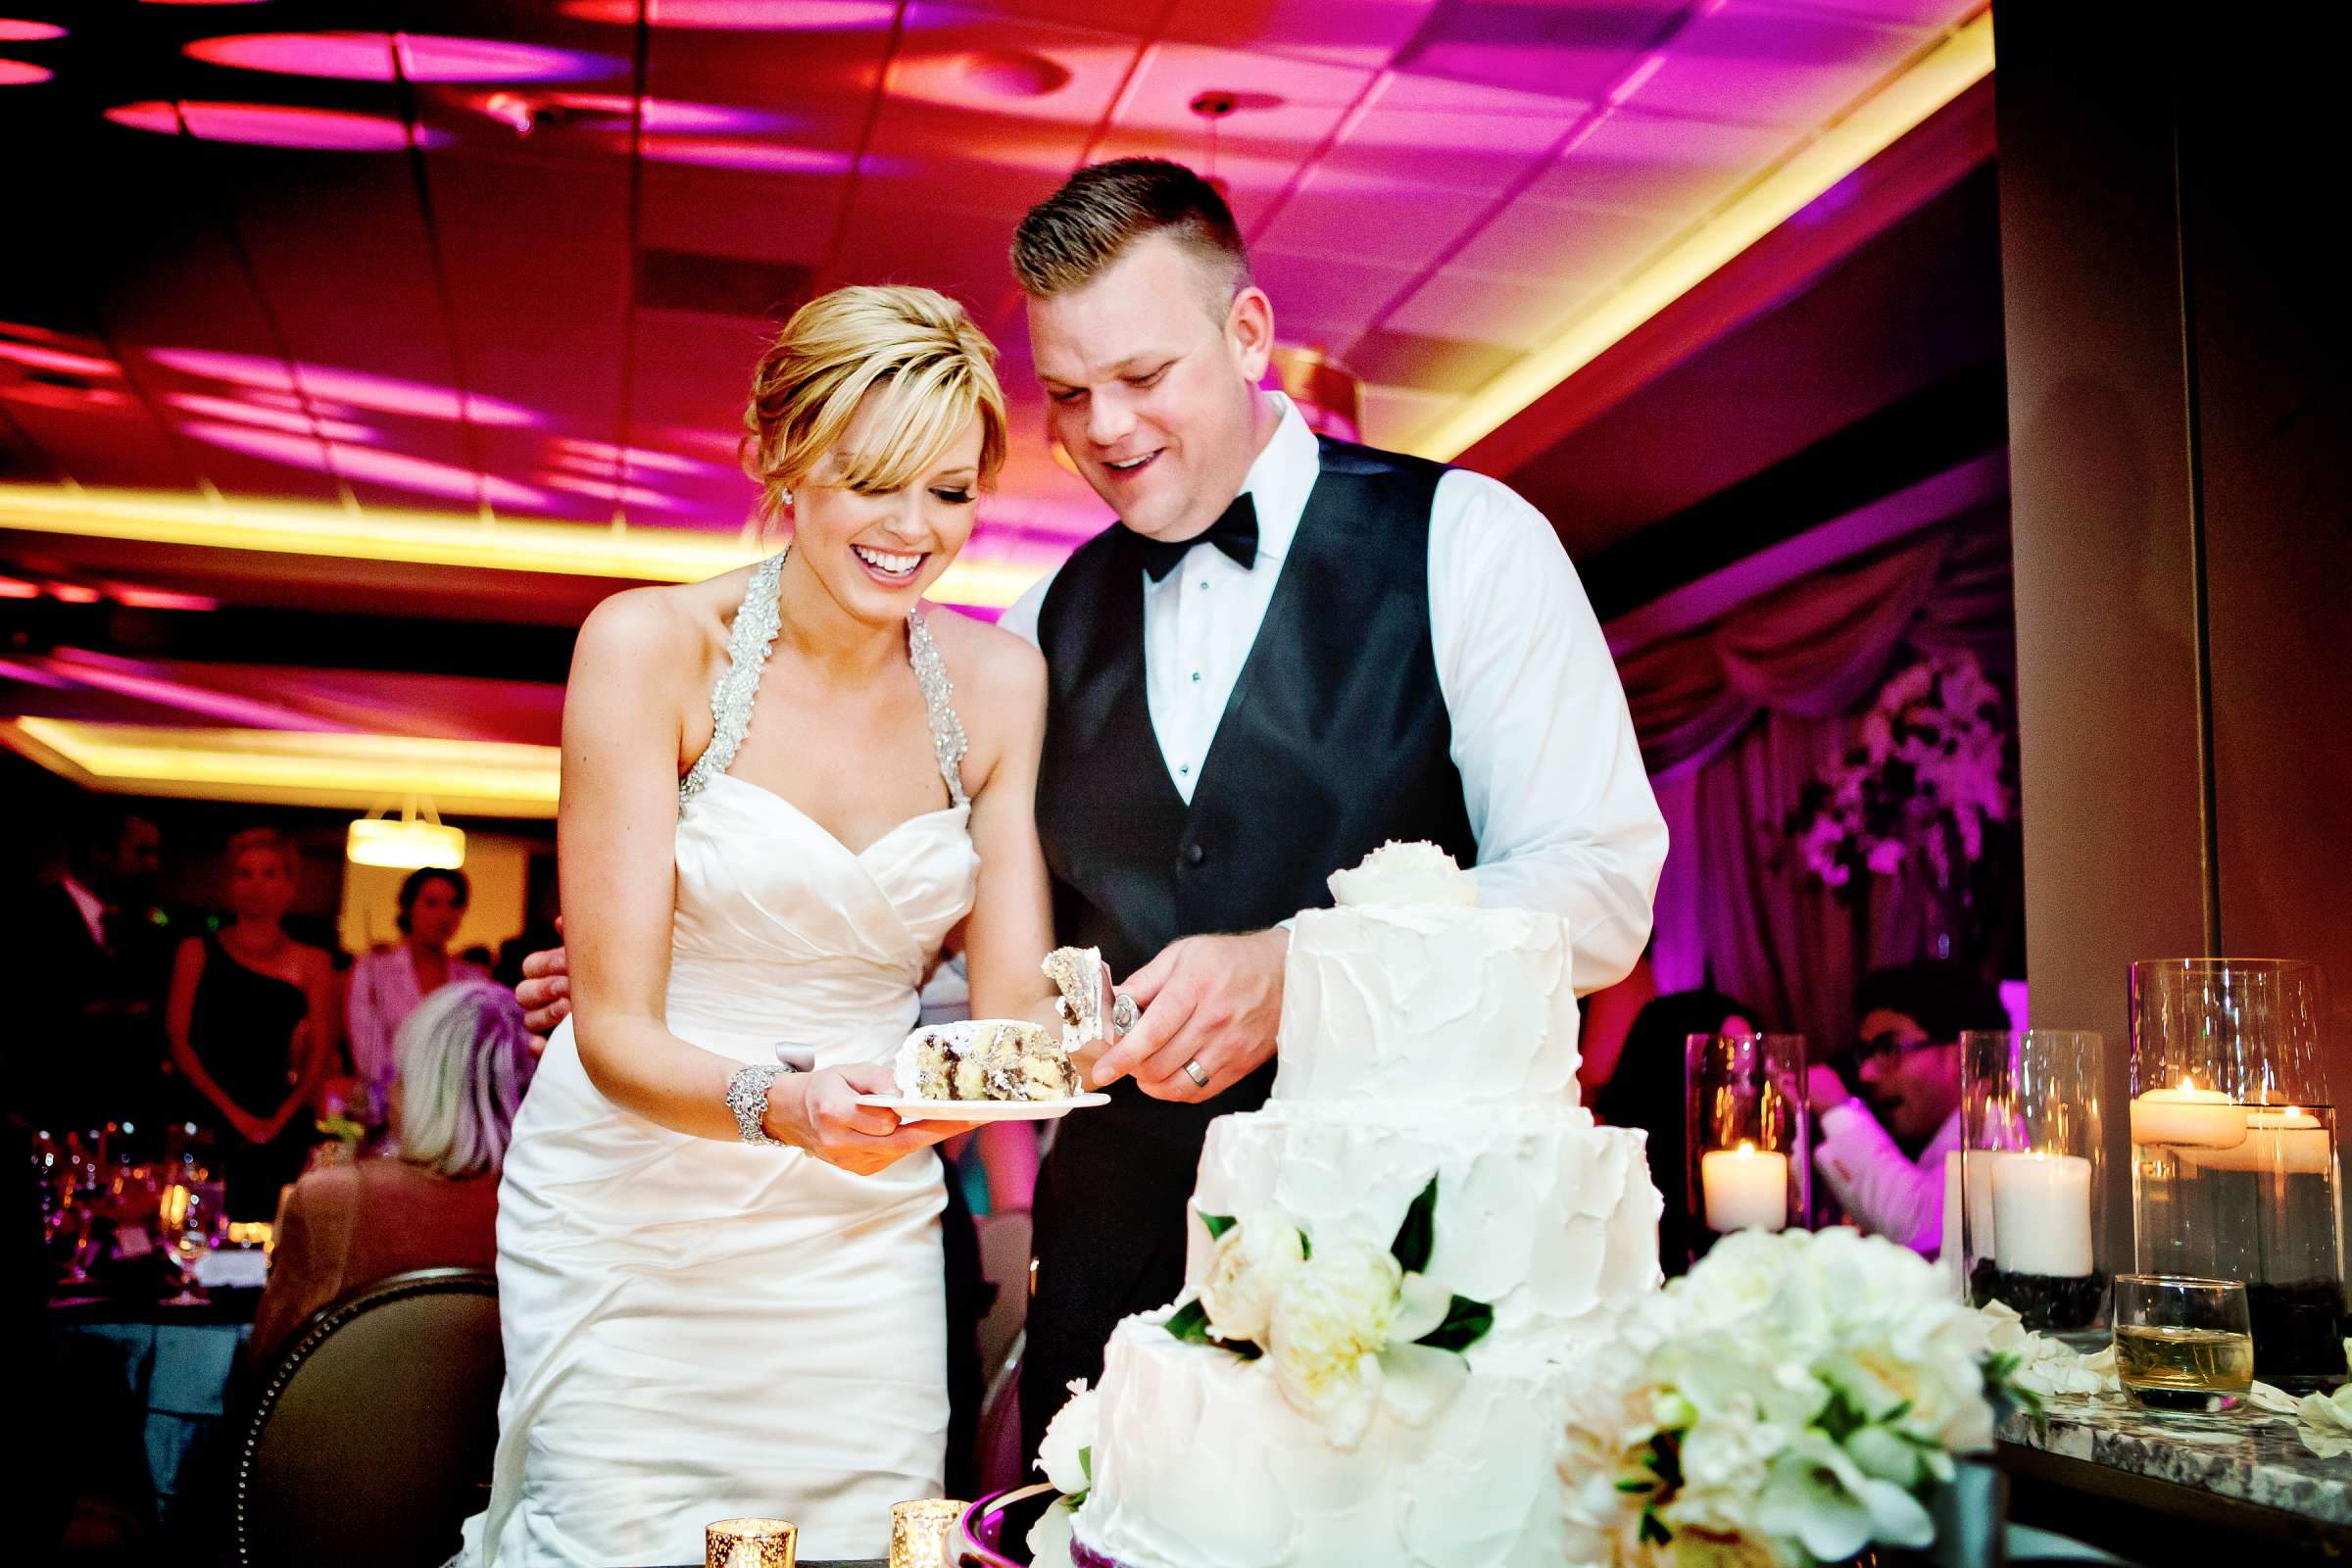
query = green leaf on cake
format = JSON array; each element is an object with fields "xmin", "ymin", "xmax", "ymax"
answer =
[
  {"xmin": 1079, "ymin": 1446, "xmax": 1092, "ymax": 1487},
  {"xmin": 1165, "ymin": 1298, "xmax": 1214, "ymax": 1344},
  {"xmin": 1411, "ymin": 1294, "xmax": 1494, "ymax": 1353},
  {"xmin": 1199, "ymin": 1211, "xmax": 1238, "ymax": 1241},
  {"xmin": 1391, "ymin": 1175, "xmax": 1440, "ymax": 1274}
]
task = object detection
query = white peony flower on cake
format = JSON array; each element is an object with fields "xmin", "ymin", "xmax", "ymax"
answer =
[
  {"xmin": 1264, "ymin": 1243, "xmax": 1464, "ymax": 1449},
  {"xmin": 1326, "ymin": 840, "xmax": 1479, "ymax": 908},
  {"xmin": 1198, "ymin": 1213, "xmax": 1305, "ymax": 1344}
]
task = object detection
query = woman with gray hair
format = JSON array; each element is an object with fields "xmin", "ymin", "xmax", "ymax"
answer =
[{"xmin": 250, "ymin": 981, "xmax": 537, "ymax": 1362}]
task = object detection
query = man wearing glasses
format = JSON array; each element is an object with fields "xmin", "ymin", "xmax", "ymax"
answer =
[{"xmin": 1802, "ymin": 960, "xmax": 2011, "ymax": 1255}]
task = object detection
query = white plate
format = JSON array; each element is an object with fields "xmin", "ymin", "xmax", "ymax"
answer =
[{"xmin": 853, "ymin": 1092, "xmax": 1109, "ymax": 1123}]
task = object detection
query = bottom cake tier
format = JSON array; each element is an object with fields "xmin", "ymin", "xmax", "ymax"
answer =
[{"xmin": 1073, "ymin": 1312, "xmax": 1579, "ymax": 1568}]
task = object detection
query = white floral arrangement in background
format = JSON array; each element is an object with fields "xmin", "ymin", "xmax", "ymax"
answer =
[
  {"xmin": 1168, "ymin": 1176, "xmax": 1494, "ymax": 1447},
  {"xmin": 1560, "ymin": 1228, "xmax": 2025, "ymax": 1567},
  {"xmin": 1784, "ymin": 651, "xmax": 2013, "ymax": 901}
]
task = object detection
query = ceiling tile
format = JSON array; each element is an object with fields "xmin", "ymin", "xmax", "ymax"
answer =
[
  {"xmin": 1631, "ymin": 0, "xmax": 1927, "ymax": 128},
  {"xmin": 1162, "ymin": 0, "xmax": 1438, "ymax": 70},
  {"xmin": 1253, "ymin": 173, "xmax": 1494, "ymax": 271},
  {"xmin": 1537, "ymin": 109, "xmax": 1800, "ymax": 215},
  {"xmin": 1391, "ymin": 0, "xmax": 1682, "ymax": 104}
]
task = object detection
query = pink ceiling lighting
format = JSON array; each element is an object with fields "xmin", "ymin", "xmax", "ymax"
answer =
[
  {"xmin": 0, "ymin": 339, "xmax": 119, "ymax": 379},
  {"xmin": 0, "ymin": 20, "xmax": 64, "ymax": 40},
  {"xmin": 176, "ymin": 420, "xmax": 549, "ymax": 509},
  {"xmin": 547, "ymin": 437, "xmax": 724, "ymax": 478},
  {"xmin": 465, "ymin": 90, "xmax": 781, "ymax": 136},
  {"xmin": 165, "ymin": 391, "xmax": 376, "ymax": 443},
  {"xmin": 561, "ymin": 0, "xmax": 894, "ymax": 28},
  {"xmin": 0, "ymin": 59, "xmax": 51, "ymax": 85},
  {"xmin": 637, "ymin": 137, "xmax": 862, "ymax": 174},
  {"xmin": 105, "ymin": 99, "xmax": 444, "ymax": 151},
  {"xmin": 146, "ymin": 347, "xmax": 543, "ymax": 427},
  {"xmin": 184, "ymin": 32, "xmax": 612, "ymax": 84}
]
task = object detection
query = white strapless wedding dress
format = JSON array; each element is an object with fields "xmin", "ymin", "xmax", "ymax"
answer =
[{"xmin": 461, "ymin": 554, "xmax": 980, "ymax": 1566}]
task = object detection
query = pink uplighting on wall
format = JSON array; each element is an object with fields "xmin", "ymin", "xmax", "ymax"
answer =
[
  {"xmin": 185, "ymin": 31, "xmax": 611, "ymax": 84},
  {"xmin": 105, "ymin": 100, "xmax": 444, "ymax": 152},
  {"xmin": 0, "ymin": 58, "xmax": 52, "ymax": 84},
  {"xmin": 0, "ymin": 20, "xmax": 65, "ymax": 40},
  {"xmin": 176, "ymin": 419, "xmax": 549, "ymax": 508},
  {"xmin": 148, "ymin": 348, "xmax": 543, "ymax": 427}
]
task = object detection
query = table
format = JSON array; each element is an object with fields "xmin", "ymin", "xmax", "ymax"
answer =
[
  {"xmin": 49, "ymin": 1291, "xmax": 261, "ymax": 1542},
  {"xmin": 1998, "ymin": 1394, "xmax": 2352, "ymax": 1563}
]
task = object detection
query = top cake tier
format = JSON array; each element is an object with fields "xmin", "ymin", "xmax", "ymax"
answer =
[{"xmin": 1271, "ymin": 902, "xmax": 1582, "ymax": 1107}]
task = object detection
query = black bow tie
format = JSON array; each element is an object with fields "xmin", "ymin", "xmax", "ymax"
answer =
[{"xmin": 1130, "ymin": 493, "xmax": 1258, "ymax": 581}]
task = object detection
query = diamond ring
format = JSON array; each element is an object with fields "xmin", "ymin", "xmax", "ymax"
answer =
[
  {"xmin": 1111, "ymin": 990, "xmax": 1139, "ymax": 1034},
  {"xmin": 1183, "ymin": 1057, "xmax": 1210, "ymax": 1089}
]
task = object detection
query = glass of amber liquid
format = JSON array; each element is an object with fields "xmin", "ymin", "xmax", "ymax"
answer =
[{"xmin": 2113, "ymin": 1274, "xmax": 2255, "ymax": 1410}]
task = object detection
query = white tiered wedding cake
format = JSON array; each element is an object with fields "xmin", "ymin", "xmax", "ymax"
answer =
[{"xmin": 1060, "ymin": 844, "xmax": 1663, "ymax": 1568}]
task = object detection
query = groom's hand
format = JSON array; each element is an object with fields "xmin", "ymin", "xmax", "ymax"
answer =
[
  {"xmin": 516, "ymin": 919, "xmax": 569, "ymax": 1035},
  {"xmin": 1093, "ymin": 929, "xmax": 1288, "ymax": 1102}
]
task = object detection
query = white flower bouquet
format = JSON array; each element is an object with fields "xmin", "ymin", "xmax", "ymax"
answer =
[
  {"xmin": 1167, "ymin": 1175, "xmax": 1494, "ymax": 1447},
  {"xmin": 1563, "ymin": 1228, "xmax": 2025, "ymax": 1568}
]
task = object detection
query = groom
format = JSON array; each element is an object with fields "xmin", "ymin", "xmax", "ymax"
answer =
[
  {"xmin": 521, "ymin": 159, "xmax": 1667, "ymax": 1456},
  {"xmin": 1000, "ymin": 159, "xmax": 1663, "ymax": 1449}
]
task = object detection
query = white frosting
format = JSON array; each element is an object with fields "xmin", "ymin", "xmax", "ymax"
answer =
[
  {"xmin": 1271, "ymin": 906, "xmax": 1581, "ymax": 1106},
  {"xmin": 1326, "ymin": 840, "xmax": 1479, "ymax": 908},
  {"xmin": 1187, "ymin": 1107, "xmax": 1660, "ymax": 1358},
  {"xmin": 1076, "ymin": 1314, "xmax": 1578, "ymax": 1568}
]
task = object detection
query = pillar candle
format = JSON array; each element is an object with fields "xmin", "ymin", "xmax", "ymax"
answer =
[
  {"xmin": 1989, "ymin": 1152, "xmax": 2094, "ymax": 1277},
  {"xmin": 1700, "ymin": 1143, "xmax": 1789, "ymax": 1233}
]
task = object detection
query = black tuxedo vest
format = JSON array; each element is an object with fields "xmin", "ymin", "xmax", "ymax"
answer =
[{"xmin": 1021, "ymin": 434, "xmax": 1478, "ymax": 1447}]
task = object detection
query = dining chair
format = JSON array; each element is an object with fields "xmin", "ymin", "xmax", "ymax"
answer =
[{"xmin": 233, "ymin": 1267, "xmax": 501, "ymax": 1568}]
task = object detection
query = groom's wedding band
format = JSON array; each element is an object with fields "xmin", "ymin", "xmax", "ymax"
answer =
[{"xmin": 1183, "ymin": 1057, "xmax": 1210, "ymax": 1089}]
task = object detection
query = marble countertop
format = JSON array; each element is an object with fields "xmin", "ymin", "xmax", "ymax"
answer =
[{"xmin": 1998, "ymin": 1393, "xmax": 2352, "ymax": 1527}]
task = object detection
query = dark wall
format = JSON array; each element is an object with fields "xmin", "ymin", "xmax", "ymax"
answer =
[{"xmin": 1996, "ymin": 5, "xmax": 2352, "ymax": 1264}]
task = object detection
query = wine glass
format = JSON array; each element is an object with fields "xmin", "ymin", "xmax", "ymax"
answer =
[{"xmin": 160, "ymin": 1178, "xmax": 225, "ymax": 1306}]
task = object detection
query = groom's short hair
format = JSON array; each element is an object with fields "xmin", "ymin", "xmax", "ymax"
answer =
[{"xmin": 1011, "ymin": 157, "xmax": 1250, "ymax": 308}]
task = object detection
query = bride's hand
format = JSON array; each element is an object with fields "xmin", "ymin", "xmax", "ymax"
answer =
[{"xmin": 765, "ymin": 1063, "xmax": 976, "ymax": 1176}]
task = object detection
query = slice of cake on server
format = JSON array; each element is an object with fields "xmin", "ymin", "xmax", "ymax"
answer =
[{"xmin": 1036, "ymin": 842, "xmax": 1664, "ymax": 1568}]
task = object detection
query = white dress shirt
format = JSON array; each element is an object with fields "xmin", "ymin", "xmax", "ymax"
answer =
[
  {"xmin": 996, "ymin": 393, "xmax": 1667, "ymax": 996},
  {"xmin": 1814, "ymin": 1101, "xmax": 1963, "ymax": 1256}
]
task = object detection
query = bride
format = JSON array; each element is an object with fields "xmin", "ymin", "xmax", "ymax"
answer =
[{"xmin": 462, "ymin": 285, "xmax": 1061, "ymax": 1565}]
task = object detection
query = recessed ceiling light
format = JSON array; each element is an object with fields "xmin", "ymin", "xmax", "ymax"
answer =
[
  {"xmin": 0, "ymin": 58, "xmax": 51, "ymax": 84},
  {"xmin": 0, "ymin": 20, "xmax": 65, "ymax": 41}
]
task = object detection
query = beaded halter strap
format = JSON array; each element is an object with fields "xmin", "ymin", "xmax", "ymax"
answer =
[{"xmin": 678, "ymin": 548, "xmax": 969, "ymax": 811}]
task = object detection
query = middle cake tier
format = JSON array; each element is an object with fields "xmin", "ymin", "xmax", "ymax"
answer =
[{"xmin": 1186, "ymin": 1104, "xmax": 1662, "ymax": 1358}]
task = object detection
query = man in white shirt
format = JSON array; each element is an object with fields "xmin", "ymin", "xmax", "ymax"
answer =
[{"xmin": 1805, "ymin": 960, "xmax": 2012, "ymax": 1256}]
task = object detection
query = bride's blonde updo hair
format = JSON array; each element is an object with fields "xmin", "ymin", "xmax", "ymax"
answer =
[{"xmin": 742, "ymin": 284, "xmax": 1007, "ymax": 528}]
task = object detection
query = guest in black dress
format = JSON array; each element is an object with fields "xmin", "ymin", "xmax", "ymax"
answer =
[
  {"xmin": 1591, "ymin": 988, "xmax": 1760, "ymax": 1277},
  {"xmin": 164, "ymin": 828, "xmax": 338, "ymax": 1220}
]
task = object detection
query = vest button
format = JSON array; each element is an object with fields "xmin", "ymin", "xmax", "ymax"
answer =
[{"xmin": 1184, "ymin": 842, "xmax": 1206, "ymax": 867}]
